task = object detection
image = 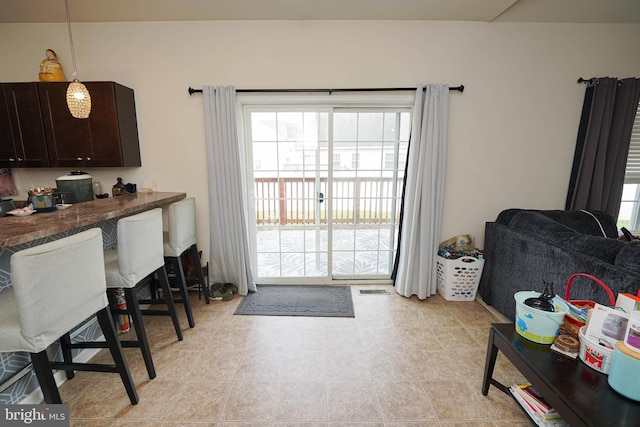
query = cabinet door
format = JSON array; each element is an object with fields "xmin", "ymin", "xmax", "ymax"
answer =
[
  {"xmin": 39, "ymin": 82, "xmax": 94, "ymax": 168},
  {"xmin": 39, "ymin": 81, "xmax": 135, "ymax": 167},
  {"xmin": 82, "ymin": 82, "xmax": 125, "ymax": 167},
  {"xmin": 0, "ymin": 86, "xmax": 17, "ymax": 168},
  {"xmin": 0, "ymin": 83, "xmax": 49, "ymax": 168}
]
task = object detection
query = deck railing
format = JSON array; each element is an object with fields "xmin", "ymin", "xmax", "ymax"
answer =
[{"xmin": 254, "ymin": 177, "xmax": 403, "ymax": 225}]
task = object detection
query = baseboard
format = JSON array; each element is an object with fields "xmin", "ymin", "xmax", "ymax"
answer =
[{"xmin": 476, "ymin": 295, "xmax": 510, "ymax": 322}]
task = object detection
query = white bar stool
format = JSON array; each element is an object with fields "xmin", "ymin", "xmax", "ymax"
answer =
[
  {"xmin": 0, "ymin": 228, "xmax": 138, "ymax": 405},
  {"xmin": 158, "ymin": 197, "xmax": 209, "ymax": 328},
  {"xmin": 104, "ymin": 208, "xmax": 183, "ymax": 379}
]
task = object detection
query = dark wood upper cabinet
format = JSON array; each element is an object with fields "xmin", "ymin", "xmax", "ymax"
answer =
[
  {"xmin": 38, "ymin": 81, "xmax": 141, "ymax": 168},
  {"xmin": 0, "ymin": 83, "xmax": 50, "ymax": 168}
]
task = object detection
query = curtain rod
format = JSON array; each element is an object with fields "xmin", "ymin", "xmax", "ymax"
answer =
[
  {"xmin": 578, "ymin": 77, "xmax": 624, "ymax": 86},
  {"xmin": 188, "ymin": 85, "xmax": 464, "ymax": 95}
]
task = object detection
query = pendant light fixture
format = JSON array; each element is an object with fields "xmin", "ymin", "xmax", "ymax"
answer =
[{"xmin": 64, "ymin": 0, "xmax": 91, "ymax": 118}]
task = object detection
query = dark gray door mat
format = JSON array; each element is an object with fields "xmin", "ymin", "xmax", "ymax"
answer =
[{"xmin": 234, "ymin": 285, "xmax": 355, "ymax": 317}]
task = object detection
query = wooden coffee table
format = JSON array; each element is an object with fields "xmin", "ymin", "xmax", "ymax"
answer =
[{"xmin": 482, "ymin": 323, "xmax": 640, "ymax": 426}]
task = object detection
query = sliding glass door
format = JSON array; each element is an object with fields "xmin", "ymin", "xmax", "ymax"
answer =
[{"xmin": 246, "ymin": 106, "xmax": 410, "ymax": 284}]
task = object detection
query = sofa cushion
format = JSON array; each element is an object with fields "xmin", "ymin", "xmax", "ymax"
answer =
[
  {"xmin": 496, "ymin": 209, "xmax": 618, "ymax": 238},
  {"xmin": 551, "ymin": 233, "xmax": 627, "ymax": 264},
  {"xmin": 509, "ymin": 211, "xmax": 578, "ymax": 236},
  {"xmin": 508, "ymin": 211, "xmax": 625, "ymax": 264},
  {"xmin": 614, "ymin": 240, "xmax": 640, "ymax": 274}
]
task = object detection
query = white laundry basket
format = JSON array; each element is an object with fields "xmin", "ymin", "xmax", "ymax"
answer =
[{"xmin": 436, "ymin": 255, "xmax": 484, "ymax": 301}]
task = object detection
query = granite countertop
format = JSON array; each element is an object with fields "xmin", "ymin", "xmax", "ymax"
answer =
[{"xmin": 0, "ymin": 191, "xmax": 186, "ymax": 249}]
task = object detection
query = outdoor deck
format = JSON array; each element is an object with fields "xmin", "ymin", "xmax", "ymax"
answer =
[{"xmin": 256, "ymin": 226, "xmax": 396, "ymax": 278}]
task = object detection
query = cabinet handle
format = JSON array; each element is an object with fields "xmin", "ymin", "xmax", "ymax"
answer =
[
  {"xmin": 86, "ymin": 157, "xmax": 91, "ymax": 161},
  {"xmin": 76, "ymin": 157, "xmax": 83, "ymax": 161}
]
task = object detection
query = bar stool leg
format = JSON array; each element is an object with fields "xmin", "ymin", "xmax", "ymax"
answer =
[
  {"xmin": 30, "ymin": 351, "xmax": 62, "ymax": 404},
  {"xmin": 96, "ymin": 307, "xmax": 139, "ymax": 404},
  {"xmin": 190, "ymin": 244, "xmax": 210, "ymax": 302},
  {"xmin": 171, "ymin": 257, "xmax": 195, "ymax": 328},
  {"xmin": 60, "ymin": 333, "xmax": 75, "ymax": 380},
  {"xmin": 123, "ymin": 288, "xmax": 156, "ymax": 379},
  {"xmin": 156, "ymin": 266, "xmax": 184, "ymax": 341}
]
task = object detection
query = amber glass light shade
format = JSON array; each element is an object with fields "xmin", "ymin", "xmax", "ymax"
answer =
[{"xmin": 66, "ymin": 80, "xmax": 91, "ymax": 118}]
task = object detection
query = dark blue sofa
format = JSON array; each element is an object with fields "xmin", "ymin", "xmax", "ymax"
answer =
[{"xmin": 478, "ymin": 209, "xmax": 640, "ymax": 320}]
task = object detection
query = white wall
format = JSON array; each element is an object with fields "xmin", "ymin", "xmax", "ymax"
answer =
[{"xmin": 1, "ymin": 20, "xmax": 639, "ymax": 263}]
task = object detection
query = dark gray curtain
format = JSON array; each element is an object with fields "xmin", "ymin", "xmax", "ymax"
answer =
[{"xmin": 565, "ymin": 77, "xmax": 640, "ymax": 219}]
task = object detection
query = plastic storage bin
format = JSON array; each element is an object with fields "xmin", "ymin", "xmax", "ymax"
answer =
[
  {"xmin": 436, "ymin": 255, "xmax": 484, "ymax": 301},
  {"xmin": 608, "ymin": 340, "xmax": 640, "ymax": 401}
]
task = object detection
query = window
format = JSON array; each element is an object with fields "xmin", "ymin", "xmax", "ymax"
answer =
[
  {"xmin": 618, "ymin": 100, "xmax": 640, "ymax": 231},
  {"xmin": 384, "ymin": 152, "xmax": 394, "ymax": 169},
  {"xmin": 351, "ymin": 153, "xmax": 360, "ymax": 170}
]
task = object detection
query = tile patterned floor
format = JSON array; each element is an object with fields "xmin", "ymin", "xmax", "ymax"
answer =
[{"xmin": 59, "ymin": 285, "xmax": 532, "ymax": 426}]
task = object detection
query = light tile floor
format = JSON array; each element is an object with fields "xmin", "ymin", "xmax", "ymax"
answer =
[{"xmin": 59, "ymin": 285, "xmax": 532, "ymax": 426}]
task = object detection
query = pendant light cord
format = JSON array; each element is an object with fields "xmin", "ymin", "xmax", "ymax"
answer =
[{"xmin": 64, "ymin": 0, "xmax": 78, "ymax": 80}]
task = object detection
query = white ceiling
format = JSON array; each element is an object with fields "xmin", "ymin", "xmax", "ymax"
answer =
[{"xmin": 1, "ymin": 0, "xmax": 639, "ymax": 24}]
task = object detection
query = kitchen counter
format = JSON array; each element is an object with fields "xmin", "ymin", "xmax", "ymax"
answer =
[{"xmin": 0, "ymin": 191, "xmax": 185, "ymax": 249}]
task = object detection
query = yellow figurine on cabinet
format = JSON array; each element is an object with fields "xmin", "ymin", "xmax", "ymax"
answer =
[{"xmin": 38, "ymin": 49, "xmax": 66, "ymax": 81}]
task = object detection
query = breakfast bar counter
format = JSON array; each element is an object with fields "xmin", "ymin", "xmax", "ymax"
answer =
[{"xmin": 0, "ymin": 191, "xmax": 185, "ymax": 249}]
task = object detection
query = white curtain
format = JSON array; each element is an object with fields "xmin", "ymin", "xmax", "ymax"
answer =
[
  {"xmin": 203, "ymin": 86, "xmax": 255, "ymax": 295},
  {"xmin": 394, "ymin": 84, "xmax": 449, "ymax": 299}
]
